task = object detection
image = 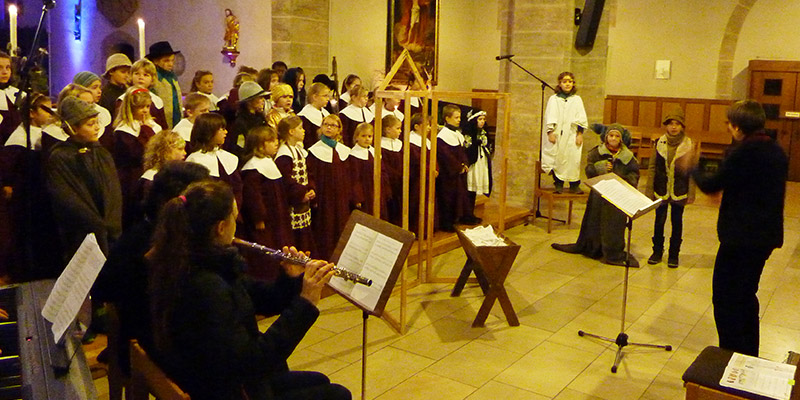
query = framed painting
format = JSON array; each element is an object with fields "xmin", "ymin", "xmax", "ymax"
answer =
[{"xmin": 386, "ymin": 0, "xmax": 439, "ymax": 86}]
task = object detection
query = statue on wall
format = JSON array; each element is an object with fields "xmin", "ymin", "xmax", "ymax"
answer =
[{"xmin": 223, "ymin": 9, "xmax": 240, "ymax": 51}]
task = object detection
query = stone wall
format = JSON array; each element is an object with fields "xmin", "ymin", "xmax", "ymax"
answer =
[
  {"xmin": 496, "ymin": 0, "xmax": 612, "ymax": 208},
  {"xmin": 272, "ymin": 0, "xmax": 330, "ymax": 79}
]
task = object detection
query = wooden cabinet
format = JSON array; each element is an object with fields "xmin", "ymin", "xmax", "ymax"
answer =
[{"xmin": 748, "ymin": 60, "xmax": 800, "ymax": 181}]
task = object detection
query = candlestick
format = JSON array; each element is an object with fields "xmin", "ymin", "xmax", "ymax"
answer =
[
  {"xmin": 137, "ymin": 18, "xmax": 145, "ymax": 59},
  {"xmin": 9, "ymin": 4, "xmax": 17, "ymax": 55}
]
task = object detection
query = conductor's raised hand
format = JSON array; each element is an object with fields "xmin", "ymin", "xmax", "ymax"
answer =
[{"xmin": 300, "ymin": 260, "xmax": 334, "ymax": 306}]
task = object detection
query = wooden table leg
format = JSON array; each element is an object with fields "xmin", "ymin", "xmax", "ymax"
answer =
[
  {"xmin": 472, "ymin": 292, "xmax": 498, "ymax": 327},
  {"xmin": 496, "ymin": 288, "xmax": 519, "ymax": 326},
  {"xmin": 452, "ymin": 259, "xmax": 490, "ymax": 296}
]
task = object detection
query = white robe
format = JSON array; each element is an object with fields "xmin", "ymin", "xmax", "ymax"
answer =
[{"xmin": 541, "ymin": 93, "xmax": 587, "ymax": 182}]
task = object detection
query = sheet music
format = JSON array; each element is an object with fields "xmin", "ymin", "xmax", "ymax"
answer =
[
  {"xmin": 720, "ymin": 353, "xmax": 796, "ymax": 400},
  {"xmin": 41, "ymin": 234, "xmax": 107, "ymax": 342},
  {"xmin": 329, "ymin": 223, "xmax": 403, "ymax": 312},
  {"xmin": 593, "ymin": 178, "xmax": 654, "ymax": 217}
]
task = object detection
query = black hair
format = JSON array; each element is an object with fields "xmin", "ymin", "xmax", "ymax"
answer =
[
  {"xmin": 143, "ymin": 161, "xmax": 211, "ymax": 220},
  {"xmin": 727, "ymin": 100, "xmax": 766, "ymax": 135},
  {"xmin": 282, "ymin": 67, "xmax": 306, "ymax": 113}
]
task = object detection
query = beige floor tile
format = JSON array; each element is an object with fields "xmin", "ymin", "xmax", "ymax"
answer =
[
  {"xmin": 425, "ymin": 341, "xmax": 523, "ymax": 386},
  {"xmin": 476, "ymin": 324, "xmax": 553, "ymax": 354},
  {"xmin": 374, "ymin": 371, "xmax": 477, "ymax": 400},
  {"xmin": 328, "ymin": 347, "xmax": 435, "ymax": 400},
  {"xmin": 507, "ymin": 268, "xmax": 575, "ymax": 298},
  {"xmin": 759, "ymin": 323, "xmax": 800, "ymax": 362},
  {"xmin": 553, "ymin": 388, "xmax": 607, "ymax": 400},
  {"xmin": 567, "ymin": 347, "xmax": 670, "ymax": 400},
  {"xmin": 287, "ymin": 347, "xmax": 351, "ymax": 376},
  {"xmin": 642, "ymin": 288, "xmax": 711, "ymax": 325},
  {"xmin": 640, "ymin": 347, "xmax": 699, "ymax": 400},
  {"xmin": 627, "ymin": 263, "xmax": 687, "ymax": 291},
  {"xmin": 391, "ymin": 316, "xmax": 489, "ymax": 359},
  {"xmin": 669, "ymin": 267, "xmax": 713, "ymax": 294},
  {"xmin": 517, "ymin": 291, "xmax": 597, "ymax": 333},
  {"xmin": 548, "ymin": 310, "xmax": 628, "ymax": 354},
  {"xmin": 626, "ymin": 314, "xmax": 694, "ymax": 349},
  {"xmin": 466, "ymin": 380, "xmax": 550, "ymax": 400},
  {"xmin": 495, "ymin": 340, "xmax": 599, "ymax": 397},
  {"xmin": 313, "ymin": 302, "xmax": 366, "ymax": 333},
  {"xmin": 586, "ymin": 284, "xmax": 665, "ymax": 322},
  {"xmin": 306, "ymin": 316, "xmax": 408, "ymax": 364}
]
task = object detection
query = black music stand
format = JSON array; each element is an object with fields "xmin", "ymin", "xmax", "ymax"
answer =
[{"xmin": 576, "ymin": 174, "xmax": 671, "ymax": 373}]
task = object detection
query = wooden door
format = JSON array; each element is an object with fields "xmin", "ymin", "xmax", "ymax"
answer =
[{"xmin": 749, "ymin": 62, "xmax": 800, "ymax": 181}]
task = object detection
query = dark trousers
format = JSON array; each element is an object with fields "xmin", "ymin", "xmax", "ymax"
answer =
[
  {"xmin": 552, "ymin": 175, "xmax": 580, "ymax": 189},
  {"xmin": 652, "ymin": 202, "xmax": 684, "ymax": 251},
  {"xmin": 712, "ymin": 243, "xmax": 773, "ymax": 357},
  {"xmin": 273, "ymin": 371, "xmax": 352, "ymax": 400}
]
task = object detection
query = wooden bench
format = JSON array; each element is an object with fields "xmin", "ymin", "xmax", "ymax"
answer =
[
  {"xmin": 128, "ymin": 340, "xmax": 190, "ymax": 400},
  {"xmin": 627, "ymin": 126, "xmax": 730, "ymax": 165}
]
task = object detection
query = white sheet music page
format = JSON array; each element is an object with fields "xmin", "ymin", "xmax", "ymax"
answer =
[
  {"xmin": 41, "ymin": 233, "xmax": 107, "ymax": 342},
  {"xmin": 719, "ymin": 352, "xmax": 796, "ymax": 400},
  {"xmin": 593, "ymin": 178, "xmax": 653, "ymax": 217},
  {"xmin": 328, "ymin": 223, "xmax": 403, "ymax": 312}
]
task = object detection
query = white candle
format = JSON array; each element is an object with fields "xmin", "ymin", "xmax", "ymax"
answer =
[
  {"xmin": 8, "ymin": 5, "xmax": 17, "ymax": 55},
  {"xmin": 137, "ymin": 18, "xmax": 145, "ymax": 59}
]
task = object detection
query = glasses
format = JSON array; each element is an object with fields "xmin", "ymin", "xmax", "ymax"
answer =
[{"xmin": 322, "ymin": 123, "xmax": 340, "ymax": 128}]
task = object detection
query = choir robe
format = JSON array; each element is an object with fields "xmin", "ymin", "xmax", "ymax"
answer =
[
  {"xmin": 116, "ymin": 90, "xmax": 168, "ymax": 133},
  {"xmin": 436, "ymin": 125, "xmax": 470, "ymax": 230},
  {"xmin": 127, "ymin": 168, "xmax": 157, "ymax": 227},
  {"xmin": 172, "ymin": 118, "xmax": 193, "ymax": 154},
  {"xmin": 185, "ymin": 148, "xmax": 243, "ymax": 208},
  {"xmin": 349, "ymin": 145, "xmax": 390, "ymax": 219},
  {"xmin": 229, "ymin": 110, "xmax": 268, "ymax": 156},
  {"xmin": 193, "ymin": 91, "xmax": 220, "ymax": 111},
  {"xmin": 409, "ymin": 131, "xmax": 435, "ymax": 234},
  {"xmin": 380, "ymin": 138, "xmax": 404, "ymax": 225},
  {"xmin": 0, "ymin": 86, "xmax": 23, "ymax": 145},
  {"xmin": 369, "ymin": 104, "xmax": 404, "ymax": 123},
  {"xmin": 41, "ymin": 125, "xmax": 69, "ymax": 156},
  {"xmin": 306, "ymin": 138, "xmax": 351, "ymax": 260},
  {"xmin": 400, "ymin": 96, "xmax": 423, "ymax": 119},
  {"xmin": 113, "ymin": 120, "xmax": 162, "ymax": 227},
  {"xmin": 99, "ymin": 82, "xmax": 126, "ymax": 120},
  {"xmin": 241, "ymin": 156, "xmax": 300, "ymax": 281},
  {"xmin": 297, "ymin": 104, "xmax": 329, "ymax": 150},
  {"xmin": 338, "ymin": 92, "xmax": 351, "ymax": 111},
  {"xmin": 275, "ymin": 143, "xmax": 316, "ymax": 256},
  {"xmin": 215, "ymin": 88, "xmax": 239, "ymax": 126},
  {"xmin": 338, "ymin": 105, "xmax": 374, "ymax": 148},
  {"xmin": 95, "ymin": 104, "xmax": 115, "ymax": 153}
]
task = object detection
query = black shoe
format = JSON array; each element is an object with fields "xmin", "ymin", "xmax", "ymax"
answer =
[
  {"xmin": 667, "ymin": 254, "xmax": 679, "ymax": 268},
  {"xmin": 551, "ymin": 243, "xmax": 580, "ymax": 254},
  {"xmin": 604, "ymin": 254, "xmax": 640, "ymax": 268},
  {"xmin": 647, "ymin": 250, "xmax": 662, "ymax": 265},
  {"xmin": 460, "ymin": 215, "xmax": 482, "ymax": 225},
  {"xmin": 569, "ymin": 186, "xmax": 584, "ymax": 194},
  {"xmin": 96, "ymin": 348, "xmax": 110, "ymax": 364},
  {"xmin": 553, "ymin": 187, "xmax": 563, "ymax": 194}
]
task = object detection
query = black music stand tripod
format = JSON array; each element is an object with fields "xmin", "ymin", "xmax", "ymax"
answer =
[{"xmin": 578, "ymin": 215, "xmax": 672, "ymax": 373}]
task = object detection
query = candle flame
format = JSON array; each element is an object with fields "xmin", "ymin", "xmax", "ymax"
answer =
[
  {"xmin": 137, "ymin": 18, "xmax": 145, "ymax": 28},
  {"xmin": 8, "ymin": 5, "xmax": 17, "ymax": 15}
]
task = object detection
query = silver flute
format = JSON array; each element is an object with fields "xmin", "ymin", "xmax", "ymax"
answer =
[{"xmin": 233, "ymin": 238, "xmax": 373, "ymax": 286}]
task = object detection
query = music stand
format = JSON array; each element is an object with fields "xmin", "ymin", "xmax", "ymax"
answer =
[{"xmin": 576, "ymin": 174, "xmax": 672, "ymax": 373}]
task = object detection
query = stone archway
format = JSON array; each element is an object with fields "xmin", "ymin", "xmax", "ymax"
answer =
[{"xmin": 715, "ymin": 0, "xmax": 758, "ymax": 99}]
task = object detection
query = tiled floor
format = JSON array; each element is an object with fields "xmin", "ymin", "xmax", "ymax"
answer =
[{"xmin": 93, "ymin": 182, "xmax": 800, "ymax": 399}]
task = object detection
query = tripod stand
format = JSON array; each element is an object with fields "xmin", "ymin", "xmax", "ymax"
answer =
[
  {"xmin": 578, "ymin": 216, "xmax": 672, "ymax": 373},
  {"xmin": 495, "ymin": 55, "xmax": 558, "ymax": 221}
]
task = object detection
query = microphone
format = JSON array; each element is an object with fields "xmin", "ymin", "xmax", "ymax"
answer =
[{"xmin": 495, "ymin": 54, "xmax": 514, "ymax": 60}]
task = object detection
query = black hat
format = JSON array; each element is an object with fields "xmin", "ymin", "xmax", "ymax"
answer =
[{"xmin": 146, "ymin": 41, "xmax": 181, "ymax": 60}]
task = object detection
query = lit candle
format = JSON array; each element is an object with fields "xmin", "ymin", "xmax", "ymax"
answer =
[
  {"xmin": 137, "ymin": 18, "xmax": 145, "ymax": 59},
  {"xmin": 8, "ymin": 5, "xmax": 17, "ymax": 55}
]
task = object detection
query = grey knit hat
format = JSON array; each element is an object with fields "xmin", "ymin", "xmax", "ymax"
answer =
[
  {"xmin": 238, "ymin": 81, "xmax": 269, "ymax": 103},
  {"xmin": 73, "ymin": 71, "xmax": 101, "ymax": 88},
  {"xmin": 662, "ymin": 107, "xmax": 685, "ymax": 127},
  {"xmin": 104, "ymin": 53, "xmax": 132, "ymax": 76},
  {"xmin": 59, "ymin": 96, "xmax": 99, "ymax": 129}
]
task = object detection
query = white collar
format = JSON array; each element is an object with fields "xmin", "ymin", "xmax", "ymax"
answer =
[
  {"xmin": 141, "ymin": 168, "xmax": 158, "ymax": 181},
  {"xmin": 409, "ymin": 97, "xmax": 420, "ymax": 108},
  {"xmin": 350, "ymin": 145, "xmax": 374, "ymax": 160},
  {"xmin": 115, "ymin": 120, "xmax": 162, "ymax": 138},
  {"xmin": 43, "ymin": 125, "xmax": 69, "ymax": 142},
  {"xmin": 0, "ymin": 86, "xmax": 20, "ymax": 111},
  {"xmin": 173, "ymin": 118, "xmax": 193, "ymax": 142},
  {"xmin": 4, "ymin": 124, "xmax": 42, "ymax": 150},
  {"xmin": 380, "ymin": 137, "xmax": 403, "ymax": 151},
  {"xmin": 340, "ymin": 92, "xmax": 351, "ymax": 103},
  {"xmin": 297, "ymin": 104, "xmax": 329, "ymax": 126},
  {"xmin": 94, "ymin": 104, "xmax": 112, "ymax": 134},
  {"xmin": 409, "ymin": 131, "xmax": 431, "ymax": 149},
  {"xmin": 438, "ymin": 126, "xmax": 464, "ymax": 147},
  {"xmin": 186, "ymin": 148, "xmax": 239, "ymax": 177},
  {"xmin": 118, "ymin": 89, "xmax": 164, "ymax": 109},
  {"xmin": 308, "ymin": 140, "xmax": 349, "ymax": 163},
  {"xmin": 340, "ymin": 104, "xmax": 374, "ymax": 123},
  {"xmin": 241, "ymin": 156, "xmax": 282, "ymax": 179},
  {"xmin": 276, "ymin": 142, "xmax": 308, "ymax": 159},
  {"xmin": 369, "ymin": 104, "xmax": 404, "ymax": 121}
]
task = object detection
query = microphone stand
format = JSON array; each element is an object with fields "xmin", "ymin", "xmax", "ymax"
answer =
[
  {"xmin": 14, "ymin": 0, "xmax": 55, "ymax": 280},
  {"xmin": 496, "ymin": 55, "xmax": 556, "ymax": 220}
]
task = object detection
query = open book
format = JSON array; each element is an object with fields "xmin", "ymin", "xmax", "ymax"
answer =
[
  {"xmin": 328, "ymin": 211, "xmax": 415, "ymax": 316},
  {"xmin": 720, "ymin": 352, "xmax": 796, "ymax": 400},
  {"xmin": 585, "ymin": 173, "xmax": 661, "ymax": 219}
]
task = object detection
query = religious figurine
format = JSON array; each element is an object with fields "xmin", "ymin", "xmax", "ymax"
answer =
[{"xmin": 224, "ymin": 9, "xmax": 240, "ymax": 50}]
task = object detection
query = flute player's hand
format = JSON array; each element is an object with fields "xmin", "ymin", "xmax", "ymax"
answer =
[{"xmin": 300, "ymin": 260, "xmax": 334, "ymax": 306}]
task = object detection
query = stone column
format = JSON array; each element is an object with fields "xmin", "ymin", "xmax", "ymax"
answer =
[
  {"xmin": 497, "ymin": 0, "xmax": 611, "ymax": 207},
  {"xmin": 272, "ymin": 0, "xmax": 330, "ymax": 79}
]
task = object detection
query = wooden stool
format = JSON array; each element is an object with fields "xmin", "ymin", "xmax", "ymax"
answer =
[
  {"xmin": 451, "ymin": 228, "xmax": 520, "ymax": 327},
  {"xmin": 529, "ymin": 160, "xmax": 588, "ymax": 233},
  {"xmin": 129, "ymin": 340, "xmax": 190, "ymax": 400},
  {"xmin": 104, "ymin": 303, "xmax": 129, "ymax": 400}
]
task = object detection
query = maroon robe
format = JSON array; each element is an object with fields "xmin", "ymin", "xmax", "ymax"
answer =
[
  {"xmin": 241, "ymin": 157, "xmax": 302, "ymax": 281},
  {"xmin": 408, "ymin": 132, "xmax": 437, "ymax": 234},
  {"xmin": 380, "ymin": 139, "xmax": 404, "ymax": 225},
  {"xmin": 113, "ymin": 122, "xmax": 159, "ymax": 227},
  {"xmin": 128, "ymin": 169, "xmax": 157, "ymax": 226},
  {"xmin": 297, "ymin": 104, "xmax": 329, "ymax": 150},
  {"xmin": 275, "ymin": 143, "xmax": 317, "ymax": 256},
  {"xmin": 306, "ymin": 139, "xmax": 352, "ymax": 260},
  {"xmin": 0, "ymin": 87, "xmax": 23, "ymax": 145},
  {"xmin": 185, "ymin": 148, "xmax": 243, "ymax": 209},
  {"xmin": 436, "ymin": 125, "xmax": 470, "ymax": 230},
  {"xmin": 338, "ymin": 105, "xmax": 374, "ymax": 148},
  {"xmin": 115, "ymin": 91, "xmax": 168, "ymax": 135},
  {"xmin": 349, "ymin": 145, "xmax": 390, "ymax": 220},
  {"xmin": 216, "ymin": 87, "xmax": 239, "ymax": 127}
]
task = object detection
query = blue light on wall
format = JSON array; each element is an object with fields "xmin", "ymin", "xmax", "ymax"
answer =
[{"xmin": 73, "ymin": 0, "xmax": 81, "ymax": 40}]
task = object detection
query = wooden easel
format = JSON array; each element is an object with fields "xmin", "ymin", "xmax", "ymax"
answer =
[{"xmin": 371, "ymin": 50, "xmax": 514, "ymax": 333}]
